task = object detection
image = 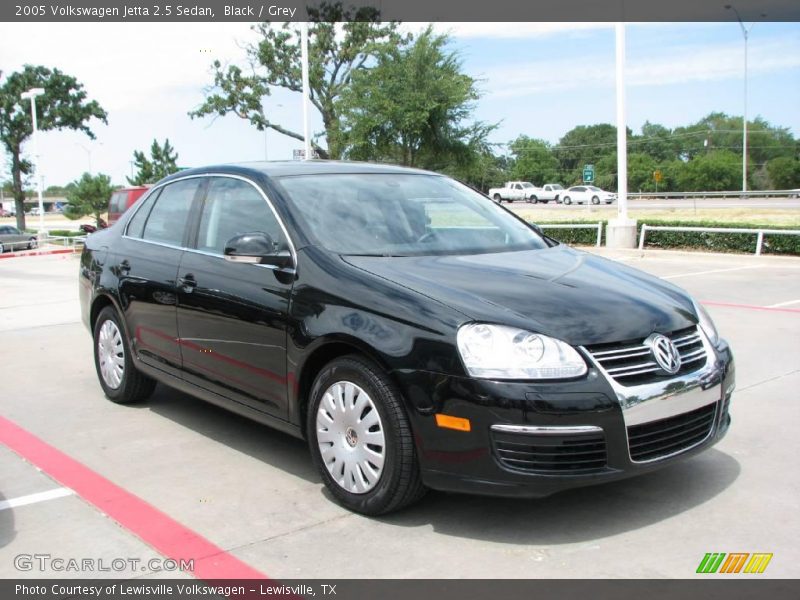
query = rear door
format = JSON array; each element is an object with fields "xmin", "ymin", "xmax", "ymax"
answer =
[
  {"xmin": 115, "ymin": 178, "xmax": 206, "ymax": 378},
  {"xmin": 175, "ymin": 176, "xmax": 293, "ymax": 417}
]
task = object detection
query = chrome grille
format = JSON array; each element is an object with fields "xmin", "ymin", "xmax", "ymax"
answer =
[
  {"xmin": 627, "ymin": 403, "xmax": 716, "ymax": 462},
  {"xmin": 492, "ymin": 430, "xmax": 607, "ymax": 474},
  {"xmin": 586, "ymin": 326, "xmax": 707, "ymax": 386}
]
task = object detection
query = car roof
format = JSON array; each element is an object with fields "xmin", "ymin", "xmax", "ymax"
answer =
[{"xmin": 159, "ymin": 160, "xmax": 436, "ymax": 184}]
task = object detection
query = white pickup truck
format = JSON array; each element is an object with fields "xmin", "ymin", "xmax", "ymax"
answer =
[
  {"xmin": 526, "ymin": 183, "xmax": 564, "ymax": 204},
  {"xmin": 488, "ymin": 181, "xmax": 537, "ymax": 203}
]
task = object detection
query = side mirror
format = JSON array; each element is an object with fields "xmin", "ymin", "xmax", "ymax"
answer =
[{"xmin": 223, "ymin": 232, "xmax": 293, "ymax": 269}]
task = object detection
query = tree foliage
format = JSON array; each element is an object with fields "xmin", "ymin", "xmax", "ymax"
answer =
[
  {"xmin": 339, "ymin": 27, "xmax": 494, "ymax": 173},
  {"xmin": 127, "ymin": 138, "xmax": 179, "ymax": 185},
  {"xmin": 0, "ymin": 65, "xmax": 107, "ymax": 230},
  {"xmin": 65, "ymin": 172, "xmax": 115, "ymax": 226},
  {"xmin": 508, "ymin": 136, "xmax": 559, "ymax": 185},
  {"xmin": 190, "ymin": 2, "xmax": 404, "ymax": 159},
  {"xmin": 767, "ymin": 157, "xmax": 800, "ymax": 189}
]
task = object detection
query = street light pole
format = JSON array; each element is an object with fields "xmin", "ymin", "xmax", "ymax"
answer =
[
  {"xmin": 725, "ymin": 4, "xmax": 762, "ymax": 193},
  {"xmin": 21, "ymin": 87, "xmax": 46, "ymax": 238},
  {"xmin": 300, "ymin": 22, "xmax": 312, "ymax": 160}
]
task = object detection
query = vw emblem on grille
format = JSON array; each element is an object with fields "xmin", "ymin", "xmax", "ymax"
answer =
[{"xmin": 647, "ymin": 334, "xmax": 682, "ymax": 375}]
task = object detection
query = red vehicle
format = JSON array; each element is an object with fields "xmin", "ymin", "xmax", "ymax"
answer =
[{"xmin": 107, "ymin": 186, "xmax": 150, "ymax": 225}]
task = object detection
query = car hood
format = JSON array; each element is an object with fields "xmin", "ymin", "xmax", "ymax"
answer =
[{"xmin": 343, "ymin": 245, "xmax": 697, "ymax": 346}]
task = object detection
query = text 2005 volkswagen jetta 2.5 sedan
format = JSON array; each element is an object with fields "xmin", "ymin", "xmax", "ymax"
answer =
[{"xmin": 79, "ymin": 161, "xmax": 734, "ymax": 515}]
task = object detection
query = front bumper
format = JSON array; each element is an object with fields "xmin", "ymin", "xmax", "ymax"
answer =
[{"xmin": 395, "ymin": 338, "xmax": 734, "ymax": 498}]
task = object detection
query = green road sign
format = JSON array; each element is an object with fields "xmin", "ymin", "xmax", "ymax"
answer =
[{"xmin": 583, "ymin": 165, "xmax": 594, "ymax": 183}]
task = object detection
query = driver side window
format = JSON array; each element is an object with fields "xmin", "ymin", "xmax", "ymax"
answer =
[{"xmin": 196, "ymin": 177, "xmax": 287, "ymax": 256}]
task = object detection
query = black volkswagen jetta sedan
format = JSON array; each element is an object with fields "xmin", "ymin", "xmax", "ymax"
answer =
[{"xmin": 79, "ymin": 161, "xmax": 734, "ymax": 515}]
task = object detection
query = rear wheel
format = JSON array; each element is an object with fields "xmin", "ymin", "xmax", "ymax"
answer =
[
  {"xmin": 529, "ymin": 196, "xmax": 538, "ymax": 204},
  {"xmin": 591, "ymin": 196, "xmax": 600, "ymax": 205},
  {"xmin": 93, "ymin": 306, "xmax": 156, "ymax": 404},
  {"xmin": 493, "ymin": 194, "xmax": 502, "ymax": 202},
  {"xmin": 563, "ymin": 196, "xmax": 572, "ymax": 205},
  {"xmin": 28, "ymin": 237, "xmax": 37, "ymax": 249},
  {"xmin": 308, "ymin": 355, "xmax": 426, "ymax": 515}
]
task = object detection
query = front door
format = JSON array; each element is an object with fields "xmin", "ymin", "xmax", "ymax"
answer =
[{"xmin": 175, "ymin": 176, "xmax": 293, "ymax": 417}]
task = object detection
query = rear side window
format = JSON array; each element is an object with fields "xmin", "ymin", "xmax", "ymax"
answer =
[
  {"xmin": 140, "ymin": 179, "xmax": 203, "ymax": 246},
  {"xmin": 125, "ymin": 189, "xmax": 160, "ymax": 238},
  {"xmin": 196, "ymin": 177, "xmax": 287, "ymax": 255}
]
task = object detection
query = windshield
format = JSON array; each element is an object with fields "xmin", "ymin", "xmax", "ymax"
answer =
[
  {"xmin": 521, "ymin": 183, "xmax": 534, "ymax": 188},
  {"xmin": 277, "ymin": 173, "xmax": 549, "ymax": 256}
]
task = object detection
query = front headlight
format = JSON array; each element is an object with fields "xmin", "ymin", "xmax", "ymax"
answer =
[
  {"xmin": 693, "ymin": 300, "xmax": 719, "ymax": 346},
  {"xmin": 456, "ymin": 323, "xmax": 587, "ymax": 380}
]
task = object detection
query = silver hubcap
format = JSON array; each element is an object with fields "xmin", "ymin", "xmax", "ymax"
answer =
[
  {"xmin": 316, "ymin": 381, "xmax": 385, "ymax": 494},
  {"xmin": 98, "ymin": 320, "xmax": 125, "ymax": 389}
]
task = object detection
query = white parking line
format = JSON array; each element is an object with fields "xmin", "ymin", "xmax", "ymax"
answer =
[
  {"xmin": 0, "ymin": 487, "xmax": 73, "ymax": 511},
  {"xmin": 767, "ymin": 299, "xmax": 800, "ymax": 308},
  {"xmin": 662, "ymin": 266, "xmax": 759, "ymax": 280}
]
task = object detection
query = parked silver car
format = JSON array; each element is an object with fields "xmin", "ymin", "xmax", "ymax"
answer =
[{"xmin": 0, "ymin": 225, "xmax": 37, "ymax": 252}]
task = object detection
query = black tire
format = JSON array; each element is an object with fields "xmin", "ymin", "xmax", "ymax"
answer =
[
  {"xmin": 529, "ymin": 196, "xmax": 538, "ymax": 204},
  {"xmin": 564, "ymin": 196, "xmax": 572, "ymax": 205},
  {"xmin": 307, "ymin": 355, "xmax": 426, "ymax": 515},
  {"xmin": 93, "ymin": 306, "xmax": 156, "ymax": 404},
  {"xmin": 591, "ymin": 196, "xmax": 600, "ymax": 205},
  {"xmin": 493, "ymin": 194, "xmax": 501, "ymax": 202},
  {"xmin": 28, "ymin": 237, "xmax": 37, "ymax": 249}
]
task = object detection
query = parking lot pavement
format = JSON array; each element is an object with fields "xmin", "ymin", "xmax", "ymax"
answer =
[{"xmin": 0, "ymin": 250, "xmax": 798, "ymax": 579}]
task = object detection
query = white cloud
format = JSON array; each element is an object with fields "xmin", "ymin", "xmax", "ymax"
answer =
[{"xmin": 484, "ymin": 35, "xmax": 800, "ymax": 98}]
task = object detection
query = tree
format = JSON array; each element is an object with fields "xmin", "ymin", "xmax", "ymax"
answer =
[
  {"xmin": 64, "ymin": 173, "xmax": 115, "ymax": 226},
  {"xmin": 767, "ymin": 157, "xmax": 800, "ymax": 189},
  {"xmin": 190, "ymin": 2, "xmax": 404, "ymax": 159},
  {"xmin": 554, "ymin": 124, "xmax": 624, "ymax": 184},
  {"xmin": 0, "ymin": 65, "xmax": 107, "ymax": 230},
  {"xmin": 676, "ymin": 150, "xmax": 741, "ymax": 191},
  {"xmin": 508, "ymin": 136, "xmax": 559, "ymax": 185},
  {"xmin": 339, "ymin": 27, "xmax": 494, "ymax": 172},
  {"xmin": 127, "ymin": 138, "xmax": 179, "ymax": 185}
]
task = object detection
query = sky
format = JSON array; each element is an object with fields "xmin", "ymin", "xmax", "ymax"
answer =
[{"xmin": 1, "ymin": 21, "xmax": 798, "ymax": 187}]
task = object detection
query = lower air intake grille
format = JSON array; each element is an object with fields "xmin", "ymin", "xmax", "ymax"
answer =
[
  {"xmin": 627, "ymin": 403, "xmax": 716, "ymax": 462},
  {"xmin": 492, "ymin": 429, "xmax": 607, "ymax": 474}
]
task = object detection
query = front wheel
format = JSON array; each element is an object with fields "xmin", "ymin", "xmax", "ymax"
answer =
[
  {"xmin": 93, "ymin": 306, "xmax": 156, "ymax": 404},
  {"xmin": 28, "ymin": 237, "xmax": 37, "ymax": 249},
  {"xmin": 308, "ymin": 355, "xmax": 426, "ymax": 515},
  {"xmin": 563, "ymin": 196, "xmax": 572, "ymax": 205}
]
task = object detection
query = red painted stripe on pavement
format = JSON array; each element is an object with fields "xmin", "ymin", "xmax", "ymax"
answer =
[
  {"xmin": 701, "ymin": 300, "xmax": 800, "ymax": 314},
  {"xmin": 0, "ymin": 248, "xmax": 75, "ymax": 259},
  {"xmin": 0, "ymin": 414, "xmax": 268, "ymax": 581}
]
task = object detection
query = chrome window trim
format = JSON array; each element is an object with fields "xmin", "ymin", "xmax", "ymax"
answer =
[
  {"xmin": 121, "ymin": 172, "xmax": 298, "ymax": 267},
  {"xmin": 490, "ymin": 424, "xmax": 603, "ymax": 436}
]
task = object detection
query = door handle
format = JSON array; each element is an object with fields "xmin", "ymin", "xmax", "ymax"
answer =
[{"xmin": 178, "ymin": 273, "xmax": 197, "ymax": 293}]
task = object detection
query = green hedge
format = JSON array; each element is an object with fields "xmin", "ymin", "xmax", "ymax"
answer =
[
  {"xmin": 537, "ymin": 221, "xmax": 603, "ymax": 246},
  {"xmin": 532, "ymin": 219, "xmax": 800, "ymax": 255},
  {"xmin": 47, "ymin": 230, "xmax": 85, "ymax": 237}
]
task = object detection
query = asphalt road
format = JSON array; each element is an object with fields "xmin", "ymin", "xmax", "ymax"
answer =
[{"xmin": 0, "ymin": 249, "xmax": 798, "ymax": 579}]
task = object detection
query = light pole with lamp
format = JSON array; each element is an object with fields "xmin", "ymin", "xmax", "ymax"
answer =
[
  {"xmin": 76, "ymin": 142, "xmax": 102, "ymax": 173},
  {"xmin": 725, "ymin": 4, "xmax": 766, "ymax": 193},
  {"xmin": 21, "ymin": 87, "xmax": 46, "ymax": 239}
]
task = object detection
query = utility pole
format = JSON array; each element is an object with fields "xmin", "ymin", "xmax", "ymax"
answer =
[{"xmin": 21, "ymin": 88, "xmax": 46, "ymax": 238}]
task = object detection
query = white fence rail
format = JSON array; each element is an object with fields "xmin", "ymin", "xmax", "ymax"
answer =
[
  {"xmin": 539, "ymin": 222, "xmax": 603, "ymax": 247},
  {"xmin": 638, "ymin": 225, "xmax": 800, "ymax": 256},
  {"xmin": 627, "ymin": 190, "xmax": 799, "ymax": 200}
]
